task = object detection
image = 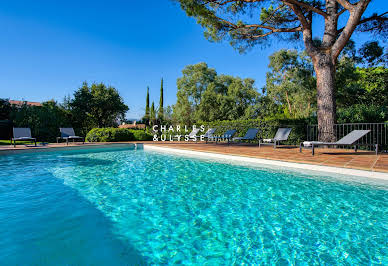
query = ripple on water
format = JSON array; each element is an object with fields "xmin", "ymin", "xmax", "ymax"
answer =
[{"xmin": 0, "ymin": 148, "xmax": 387, "ymax": 265}]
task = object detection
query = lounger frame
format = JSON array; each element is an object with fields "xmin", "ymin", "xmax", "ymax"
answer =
[
  {"xmin": 57, "ymin": 128, "xmax": 84, "ymax": 145},
  {"xmin": 299, "ymin": 130, "xmax": 378, "ymax": 155},
  {"xmin": 232, "ymin": 128, "xmax": 260, "ymax": 145},
  {"xmin": 300, "ymin": 142, "xmax": 378, "ymax": 155},
  {"xmin": 11, "ymin": 128, "xmax": 37, "ymax": 147},
  {"xmin": 258, "ymin": 128, "xmax": 292, "ymax": 148}
]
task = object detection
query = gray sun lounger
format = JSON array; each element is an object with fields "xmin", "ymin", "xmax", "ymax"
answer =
[
  {"xmin": 204, "ymin": 128, "xmax": 217, "ymax": 144},
  {"xmin": 300, "ymin": 130, "xmax": 377, "ymax": 155},
  {"xmin": 232, "ymin": 128, "xmax": 259, "ymax": 145},
  {"xmin": 12, "ymin": 127, "xmax": 37, "ymax": 147},
  {"xmin": 57, "ymin": 128, "xmax": 84, "ymax": 145},
  {"xmin": 181, "ymin": 128, "xmax": 201, "ymax": 141},
  {"xmin": 188, "ymin": 128, "xmax": 200, "ymax": 141},
  {"xmin": 259, "ymin": 128, "xmax": 292, "ymax": 148},
  {"xmin": 213, "ymin": 129, "xmax": 237, "ymax": 145},
  {"xmin": 172, "ymin": 128, "xmax": 200, "ymax": 141}
]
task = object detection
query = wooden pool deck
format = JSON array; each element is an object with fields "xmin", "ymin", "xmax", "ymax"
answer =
[
  {"xmin": 148, "ymin": 142, "xmax": 388, "ymax": 173},
  {"xmin": 0, "ymin": 141, "xmax": 387, "ymax": 173}
]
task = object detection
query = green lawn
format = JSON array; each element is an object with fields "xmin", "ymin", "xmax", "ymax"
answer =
[{"xmin": 0, "ymin": 140, "xmax": 33, "ymax": 145}]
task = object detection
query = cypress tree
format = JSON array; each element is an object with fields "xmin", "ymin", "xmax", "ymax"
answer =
[
  {"xmin": 145, "ymin": 86, "xmax": 150, "ymax": 121},
  {"xmin": 150, "ymin": 101, "xmax": 156, "ymax": 124},
  {"xmin": 158, "ymin": 78, "xmax": 164, "ymax": 120}
]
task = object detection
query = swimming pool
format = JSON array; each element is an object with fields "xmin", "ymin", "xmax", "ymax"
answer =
[{"xmin": 0, "ymin": 145, "xmax": 387, "ymax": 264}]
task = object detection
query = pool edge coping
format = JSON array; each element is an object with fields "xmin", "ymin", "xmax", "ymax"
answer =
[{"xmin": 143, "ymin": 145, "xmax": 388, "ymax": 181}]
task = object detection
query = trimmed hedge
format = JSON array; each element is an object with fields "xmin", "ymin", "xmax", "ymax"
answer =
[
  {"xmin": 131, "ymin": 129, "xmax": 153, "ymax": 141},
  {"xmin": 199, "ymin": 118, "xmax": 309, "ymax": 145},
  {"xmin": 86, "ymin": 128, "xmax": 153, "ymax": 142}
]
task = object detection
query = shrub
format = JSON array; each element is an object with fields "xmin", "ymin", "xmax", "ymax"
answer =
[
  {"xmin": 199, "ymin": 117, "xmax": 309, "ymax": 144},
  {"xmin": 86, "ymin": 128, "xmax": 134, "ymax": 142},
  {"xmin": 86, "ymin": 128, "xmax": 153, "ymax": 142},
  {"xmin": 129, "ymin": 129, "xmax": 153, "ymax": 141},
  {"xmin": 337, "ymin": 104, "xmax": 387, "ymax": 123}
]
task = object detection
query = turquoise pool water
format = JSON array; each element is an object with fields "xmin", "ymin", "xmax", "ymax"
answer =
[{"xmin": 0, "ymin": 146, "xmax": 387, "ymax": 265}]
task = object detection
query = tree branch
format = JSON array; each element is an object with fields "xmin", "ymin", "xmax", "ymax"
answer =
[
  {"xmin": 357, "ymin": 11, "xmax": 388, "ymax": 25},
  {"xmin": 284, "ymin": 2, "xmax": 317, "ymax": 56},
  {"xmin": 332, "ymin": 0, "xmax": 371, "ymax": 61},
  {"xmin": 207, "ymin": 0, "xmax": 328, "ymax": 17},
  {"xmin": 215, "ymin": 14, "xmax": 302, "ymax": 38},
  {"xmin": 337, "ymin": 11, "xmax": 388, "ymax": 33},
  {"xmin": 336, "ymin": 8, "xmax": 347, "ymax": 18},
  {"xmin": 282, "ymin": 0, "xmax": 328, "ymax": 17},
  {"xmin": 335, "ymin": 0, "xmax": 354, "ymax": 11}
]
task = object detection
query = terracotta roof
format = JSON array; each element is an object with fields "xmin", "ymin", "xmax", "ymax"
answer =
[
  {"xmin": 9, "ymin": 100, "xmax": 42, "ymax": 107},
  {"xmin": 118, "ymin": 124, "xmax": 146, "ymax": 129}
]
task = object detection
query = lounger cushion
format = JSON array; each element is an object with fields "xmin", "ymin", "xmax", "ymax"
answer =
[
  {"xmin": 303, "ymin": 141, "xmax": 324, "ymax": 147},
  {"xmin": 64, "ymin": 136, "xmax": 82, "ymax": 139},
  {"xmin": 14, "ymin": 137, "xmax": 35, "ymax": 140},
  {"xmin": 262, "ymin": 139, "xmax": 273, "ymax": 142}
]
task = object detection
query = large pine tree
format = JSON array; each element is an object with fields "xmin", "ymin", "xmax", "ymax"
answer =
[{"xmin": 175, "ymin": 0, "xmax": 387, "ymax": 141}]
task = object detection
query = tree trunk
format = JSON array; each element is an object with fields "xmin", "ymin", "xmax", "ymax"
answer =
[
  {"xmin": 285, "ymin": 91, "xmax": 292, "ymax": 115},
  {"xmin": 313, "ymin": 54, "xmax": 336, "ymax": 142}
]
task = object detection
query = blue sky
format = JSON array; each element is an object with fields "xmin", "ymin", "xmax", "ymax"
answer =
[{"xmin": 0, "ymin": 0, "xmax": 386, "ymax": 119}]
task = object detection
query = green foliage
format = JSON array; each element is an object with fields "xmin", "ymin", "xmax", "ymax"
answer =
[
  {"xmin": 0, "ymin": 98, "xmax": 11, "ymax": 120},
  {"xmin": 265, "ymin": 49, "xmax": 316, "ymax": 118},
  {"xmin": 199, "ymin": 117, "xmax": 309, "ymax": 144},
  {"xmin": 86, "ymin": 128, "xmax": 134, "ymax": 142},
  {"xmin": 130, "ymin": 129, "xmax": 153, "ymax": 141},
  {"xmin": 164, "ymin": 105, "xmax": 173, "ymax": 121},
  {"xmin": 337, "ymin": 104, "xmax": 387, "ymax": 123},
  {"xmin": 357, "ymin": 67, "xmax": 388, "ymax": 106},
  {"xmin": 358, "ymin": 41, "xmax": 386, "ymax": 67},
  {"xmin": 150, "ymin": 101, "xmax": 156, "ymax": 125},
  {"xmin": 158, "ymin": 79, "xmax": 164, "ymax": 120},
  {"xmin": 70, "ymin": 82, "xmax": 128, "ymax": 134},
  {"xmin": 10, "ymin": 100, "xmax": 72, "ymax": 142},
  {"xmin": 173, "ymin": 62, "xmax": 259, "ymax": 124},
  {"xmin": 85, "ymin": 128, "xmax": 152, "ymax": 142},
  {"xmin": 172, "ymin": 94, "xmax": 194, "ymax": 126},
  {"xmin": 264, "ymin": 44, "xmax": 387, "ymax": 122},
  {"xmin": 5, "ymin": 82, "xmax": 129, "ymax": 141},
  {"xmin": 175, "ymin": 0, "xmax": 287, "ymax": 53},
  {"xmin": 144, "ymin": 86, "xmax": 150, "ymax": 122}
]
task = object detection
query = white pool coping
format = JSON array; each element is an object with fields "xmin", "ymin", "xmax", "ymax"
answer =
[{"xmin": 144, "ymin": 145, "xmax": 388, "ymax": 181}]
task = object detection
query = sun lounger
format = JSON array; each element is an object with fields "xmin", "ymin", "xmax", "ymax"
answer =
[
  {"xmin": 171, "ymin": 128, "xmax": 200, "ymax": 141},
  {"xmin": 57, "ymin": 128, "xmax": 84, "ymax": 145},
  {"xmin": 300, "ymin": 130, "xmax": 377, "ymax": 155},
  {"xmin": 213, "ymin": 129, "xmax": 237, "ymax": 145},
  {"xmin": 232, "ymin": 128, "xmax": 259, "ymax": 145},
  {"xmin": 12, "ymin": 128, "xmax": 37, "ymax": 147},
  {"xmin": 259, "ymin": 128, "xmax": 292, "ymax": 148},
  {"xmin": 187, "ymin": 128, "xmax": 200, "ymax": 141},
  {"xmin": 204, "ymin": 128, "xmax": 216, "ymax": 144},
  {"xmin": 188, "ymin": 128, "xmax": 200, "ymax": 139}
]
